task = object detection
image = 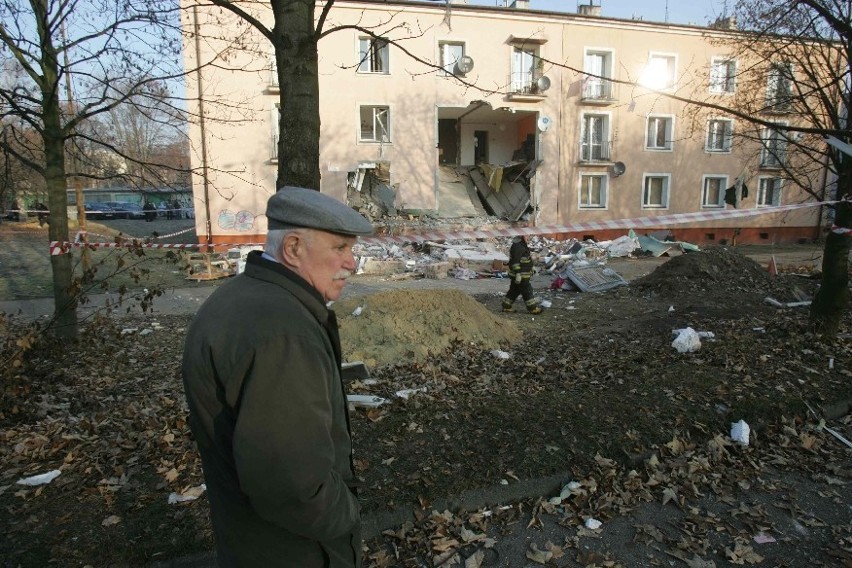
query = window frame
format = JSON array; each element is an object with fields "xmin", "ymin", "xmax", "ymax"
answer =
[
  {"xmin": 757, "ymin": 176, "xmax": 783, "ymax": 207},
  {"xmin": 358, "ymin": 105, "xmax": 391, "ymax": 143},
  {"xmin": 701, "ymin": 174, "xmax": 728, "ymax": 209},
  {"xmin": 641, "ymin": 173, "xmax": 671, "ymax": 209},
  {"xmin": 578, "ymin": 172, "xmax": 608, "ymax": 209},
  {"xmin": 761, "ymin": 122, "xmax": 789, "ymax": 168},
  {"xmin": 270, "ymin": 104, "xmax": 280, "ymax": 162},
  {"xmin": 511, "ymin": 45, "xmax": 542, "ymax": 94},
  {"xmin": 641, "ymin": 52, "xmax": 678, "ymax": 91},
  {"xmin": 709, "ymin": 56, "xmax": 736, "ymax": 94},
  {"xmin": 438, "ymin": 40, "xmax": 466, "ymax": 76},
  {"xmin": 645, "ymin": 114, "xmax": 675, "ymax": 151},
  {"xmin": 583, "ymin": 47, "xmax": 615, "ymax": 99},
  {"xmin": 766, "ymin": 61, "xmax": 794, "ymax": 111},
  {"xmin": 357, "ymin": 36, "xmax": 390, "ymax": 74},
  {"xmin": 705, "ymin": 118, "xmax": 734, "ymax": 153},
  {"xmin": 579, "ymin": 111, "xmax": 612, "ymax": 161}
]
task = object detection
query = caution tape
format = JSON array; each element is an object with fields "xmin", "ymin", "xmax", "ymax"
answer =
[
  {"xmin": 831, "ymin": 225, "xmax": 852, "ymax": 235},
  {"xmin": 75, "ymin": 226, "xmax": 196, "ymax": 242},
  {"xmin": 48, "ymin": 199, "xmax": 835, "ymax": 255},
  {"xmin": 361, "ymin": 200, "xmax": 834, "ymax": 245}
]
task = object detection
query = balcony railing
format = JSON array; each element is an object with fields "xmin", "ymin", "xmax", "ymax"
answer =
[
  {"xmin": 508, "ymin": 70, "xmax": 547, "ymax": 96},
  {"xmin": 579, "ymin": 140, "xmax": 612, "ymax": 162},
  {"xmin": 582, "ymin": 77, "xmax": 615, "ymax": 101}
]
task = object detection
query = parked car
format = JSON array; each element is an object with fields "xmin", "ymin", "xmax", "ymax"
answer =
[
  {"xmin": 105, "ymin": 202, "xmax": 145, "ymax": 220},
  {"xmin": 84, "ymin": 202, "xmax": 116, "ymax": 220}
]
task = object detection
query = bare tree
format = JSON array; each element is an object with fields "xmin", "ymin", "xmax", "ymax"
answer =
[
  {"xmin": 0, "ymin": 0, "xmax": 184, "ymax": 338},
  {"xmin": 717, "ymin": 0, "xmax": 852, "ymax": 335}
]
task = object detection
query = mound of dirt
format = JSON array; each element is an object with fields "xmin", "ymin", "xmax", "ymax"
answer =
[
  {"xmin": 335, "ymin": 289, "xmax": 521, "ymax": 368},
  {"xmin": 631, "ymin": 246, "xmax": 815, "ymax": 301}
]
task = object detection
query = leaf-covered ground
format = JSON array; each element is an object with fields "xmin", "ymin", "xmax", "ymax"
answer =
[{"xmin": 1, "ymin": 247, "xmax": 850, "ymax": 567}]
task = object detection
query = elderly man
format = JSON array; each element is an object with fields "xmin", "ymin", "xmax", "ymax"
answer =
[{"xmin": 182, "ymin": 187, "xmax": 372, "ymax": 567}]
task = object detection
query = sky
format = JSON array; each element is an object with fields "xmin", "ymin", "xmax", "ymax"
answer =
[{"xmin": 467, "ymin": 0, "xmax": 732, "ymax": 27}]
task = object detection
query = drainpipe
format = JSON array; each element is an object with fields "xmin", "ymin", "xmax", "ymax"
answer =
[{"xmin": 193, "ymin": 5, "xmax": 213, "ymax": 250}]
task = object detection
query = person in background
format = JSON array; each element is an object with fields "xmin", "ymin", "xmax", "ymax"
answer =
[
  {"xmin": 143, "ymin": 200, "xmax": 156, "ymax": 222},
  {"xmin": 182, "ymin": 186, "xmax": 372, "ymax": 567},
  {"xmin": 502, "ymin": 235, "xmax": 542, "ymax": 314}
]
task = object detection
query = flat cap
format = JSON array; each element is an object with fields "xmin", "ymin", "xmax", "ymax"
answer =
[{"xmin": 266, "ymin": 186, "xmax": 373, "ymax": 236}]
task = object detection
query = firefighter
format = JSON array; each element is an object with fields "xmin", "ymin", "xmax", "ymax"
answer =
[{"xmin": 502, "ymin": 235, "xmax": 542, "ymax": 314}]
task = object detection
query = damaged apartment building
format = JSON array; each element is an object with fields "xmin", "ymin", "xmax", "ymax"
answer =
[{"xmin": 181, "ymin": 0, "xmax": 828, "ymax": 246}]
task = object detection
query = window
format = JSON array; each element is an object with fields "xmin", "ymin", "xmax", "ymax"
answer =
[
  {"xmin": 511, "ymin": 46, "xmax": 542, "ymax": 94},
  {"xmin": 580, "ymin": 113, "xmax": 610, "ymax": 161},
  {"xmin": 766, "ymin": 62, "xmax": 793, "ymax": 111},
  {"xmin": 583, "ymin": 49, "xmax": 614, "ymax": 100},
  {"xmin": 359, "ymin": 105, "xmax": 390, "ymax": 143},
  {"xmin": 706, "ymin": 119, "xmax": 733, "ymax": 152},
  {"xmin": 761, "ymin": 124, "xmax": 788, "ymax": 168},
  {"xmin": 646, "ymin": 115, "xmax": 674, "ymax": 151},
  {"xmin": 271, "ymin": 105, "xmax": 280, "ymax": 161},
  {"xmin": 758, "ymin": 177, "xmax": 783, "ymax": 206},
  {"xmin": 642, "ymin": 174, "xmax": 670, "ymax": 208},
  {"xmin": 710, "ymin": 57, "xmax": 736, "ymax": 93},
  {"xmin": 640, "ymin": 53, "xmax": 677, "ymax": 90},
  {"xmin": 579, "ymin": 174, "xmax": 607, "ymax": 208},
  {"xmin": 439, "ymin": 41, "xmax": 465, "ymax": 75},
  {"xmin": 702, "ymin": 175, "xmax": 727, "ymax": 208},
  {"xmin": 269, "ymin": 54, "xmax": 279, "ymax": 88},
  {"xmin": 358, "ymin": 37, "xmax": 389, "ymax": 74}
]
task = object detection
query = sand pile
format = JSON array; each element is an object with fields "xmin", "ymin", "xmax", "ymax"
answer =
[{"xmin": 335, "ymin": 289, "xmax": 521, "ymax": 369}]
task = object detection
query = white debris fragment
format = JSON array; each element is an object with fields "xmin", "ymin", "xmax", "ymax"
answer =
[
  {"xmin": 139, "ymin": 328, "xmax": 154, "ymax": 336},
  {"xmin": 672, "ymin": 328, "xmax": 715, "ymax": 340},
  {"xmin": 168, "ymin": 484, "xmax": 206, "ymax": 504},
  {"xmin": 672, "ymin": 327, "xmax": 701, "ymax": 353},
  {"xmin": 16, "ymin": 469, "xmax": 61, "ymax": 486},
  {"xmin": 540, "ymin": 300, "xmax": 552, "ymax": 308},
  {"xmin": 395, "ymin": 387, "xmax": 427, "ymax": 399},
  {"xmin": 668, "ymin": 305, "xmax": 675, "ymax": 313},
  {"xmin": 584, "ymin": 518, "xmax": 602, "ymax": 530},
  {"xmin": 120, "ymin": 328, "xmax": 138, "ymax": 335},
  {"xmin": 352, "ymin": 306, "xmax": 363, "ymax": 317},
  {"xmin": 731, "ymin": 419, "xmax": 750, "ymax": 445},
  {"xmin": 491, "ymin": 350, "xmax": 511, "ymax": 360},
  {"xmin": 347, "ymin": 394, "xmax": 389, "ymax": 408}
]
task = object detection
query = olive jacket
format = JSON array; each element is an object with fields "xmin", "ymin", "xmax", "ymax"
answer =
[{"xmin": 182, "ymin": 252, "xmax": 361, "ymax": 567}]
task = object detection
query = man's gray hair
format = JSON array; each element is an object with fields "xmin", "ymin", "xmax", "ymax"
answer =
[{"xmin": 264, "ymin": 228, "xmax": 311, "ymax": 262}]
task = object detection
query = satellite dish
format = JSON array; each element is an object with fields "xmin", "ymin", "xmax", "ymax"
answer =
[
  {"xmin": 611, "ymin": 161, "xmax": 626, "ymax": 177},
  {"xmin": 536, "ymin": 75, "xmax": 551, "ymax": 92},
  {"xmin": 537, "ymin": 115, "xmax": 552, "ymax": 132},
  {"xmin": 456, "ymin": 55, "xmax": 474, "ymax": 74}
]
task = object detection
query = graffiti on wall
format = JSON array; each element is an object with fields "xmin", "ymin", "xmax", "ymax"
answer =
[{"xmin": 218, "ymin": 210, "xmax": 256, "ymax": 232}]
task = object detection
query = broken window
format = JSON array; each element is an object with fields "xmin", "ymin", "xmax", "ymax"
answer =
[
  {"xmin": 358, "ymin": 37, "xmax": 389, "ymax": 74},
  {"xmin": 645, "ymin": 115, "xmax": 673, "ymax": 150},
  {"xmin": 359, "ymin": 106, "xmax": 391, "ymax": 143},
  {"xmin": 642, "ymin": 174, "xmax": 670, "ymax": 209},
  {"xmin": 702, "ymin": 175, "xmax": 727, "ymax": 208},
  {"xmin": 706, "ymin": 118, "xmax": 733, "ymax": 152},
  {"xmin": 579, "ymin": 174, "xmax": 607, "ymax": 208},
  {"xmin": 757, "ymin": 177, "xmax": 783, "ymax": 206}
]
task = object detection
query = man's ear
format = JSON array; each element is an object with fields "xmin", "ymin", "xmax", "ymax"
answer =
[{"xmin": 280, "ymin": 232, "xmax": 303, "ymax": 266}]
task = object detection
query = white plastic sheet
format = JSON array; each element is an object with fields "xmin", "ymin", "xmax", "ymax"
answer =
[{"xmin": 672, "ymin": 327, "xmax": 701, "ymax": 353}]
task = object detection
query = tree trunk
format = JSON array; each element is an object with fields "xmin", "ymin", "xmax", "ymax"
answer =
[
  {"xmin": 40, "ymin": 11, "xmax": 78, "ymax": 339},
  {"xmin": 272, "ymin": 0, "xmax": 321, "ymax": 190},
  {"xmin": 810, "ymin": 163, "xmax": 852, "ymax": 337}
]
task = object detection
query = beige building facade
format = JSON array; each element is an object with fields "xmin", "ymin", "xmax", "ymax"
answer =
[{"xmin": 181, "ymin": 0, "xmax": 828, "ymax": 245}]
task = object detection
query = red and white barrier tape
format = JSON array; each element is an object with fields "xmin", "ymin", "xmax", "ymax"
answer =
[
  {"xmin": 361, "ymin": 200, "xmax": 834, "ymax": 245},
  {"xmin": 50, "ymin": 241, "xmax": 263, "ymax": 255},
  {"xmin": 49, "ymin": 200, "xmax": 836, "ymax": 255},
  {"xmin": 75, "ymin": 226, "xmax": 196, "ymax": 242}
]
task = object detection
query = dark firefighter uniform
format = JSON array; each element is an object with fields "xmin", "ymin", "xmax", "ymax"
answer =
[{"xmin": 502, "ymin": 236, "xmax": 542, "ymax": 314}]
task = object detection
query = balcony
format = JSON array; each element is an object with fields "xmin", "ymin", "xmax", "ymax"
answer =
[
  {"xmin": 507, "ymin": 71, "xmax": 548, "ymax": 101},
  {"xmin": 581, "ymin": 77, "xmax": 616, "ymax": 104},
  {"xmin": 579, "ymin": 140, "xmax": 612, "ymax": 163}
]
